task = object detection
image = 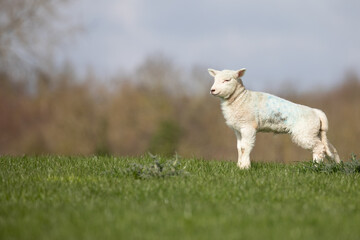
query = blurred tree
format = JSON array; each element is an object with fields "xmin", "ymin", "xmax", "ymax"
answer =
[
  {"xmin": 0, "ymin": 0, "xmax": 75, "ymax": 79},
  {"xmin": 0, "ymin": 72, "xmax": 29, "ymax": 154},
  {"xmin": 136, "ymin": 54, "xmax": 184, "ymax": 97},
  {"xmin": 148, "ymin": 120, "xmax": 182, "ymax": 157}
]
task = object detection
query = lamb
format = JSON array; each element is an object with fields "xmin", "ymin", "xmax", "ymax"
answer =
[{"xmin": 208, "ymin": 68, "xmax": 340, "ymax": 169}]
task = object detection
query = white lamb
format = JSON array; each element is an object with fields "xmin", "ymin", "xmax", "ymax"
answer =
[{"xmin": 208, "ymin": 68, "xmax": 340, "ymax": 169}]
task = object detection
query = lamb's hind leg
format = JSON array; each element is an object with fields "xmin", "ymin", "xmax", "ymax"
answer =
[
  {"xmin": 312, "ymin": 139, "xmax": 326, "ymax": 163},
  {"xmin": 291, "ymin": 131, "xmax": 325, "ymax": 163},
  {"xmin": 327, "ymin": 142, "xmax": 341, "ymax": 163},
  {"xmin": 235, "ymin": 127, "xmax": 256, "ymax": 169}
]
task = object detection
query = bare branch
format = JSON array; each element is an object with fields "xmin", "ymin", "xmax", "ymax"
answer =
[{"xmin": 0, "ymin": 0, "xmax": 75, "ymax": 79}]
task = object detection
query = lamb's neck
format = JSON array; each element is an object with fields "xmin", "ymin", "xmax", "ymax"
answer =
[{"xmin": 222, "ymin": 85, "xmax": 248, "ymax": 106}]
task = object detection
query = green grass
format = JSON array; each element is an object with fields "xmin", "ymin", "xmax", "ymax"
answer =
[{"xmin": 1, "ymin": 155, "xmax": 360, "ymax": 240}]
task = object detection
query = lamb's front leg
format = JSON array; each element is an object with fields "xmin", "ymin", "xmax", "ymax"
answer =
[{"xmin": 235, "ymin": 127, "xmax": 256, "ymax": 169}]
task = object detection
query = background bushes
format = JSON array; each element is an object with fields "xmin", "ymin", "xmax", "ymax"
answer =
[{"xmin": 1, "ymin": 58, "xmax": 359, "ymax": 162}]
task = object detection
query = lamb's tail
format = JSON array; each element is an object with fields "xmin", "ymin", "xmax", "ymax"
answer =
[{"xmin": 314, "ymin": 109, "xmax": 341, "ymax": 163}]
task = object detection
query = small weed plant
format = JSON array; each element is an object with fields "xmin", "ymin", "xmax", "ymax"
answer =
[
  {"xmin": 303, "ymin": 154, "xmax": 360, "ymax": 174},
  {"xmin": 125, "ymin": 153, "xmax": 189, "ymax": 179}
]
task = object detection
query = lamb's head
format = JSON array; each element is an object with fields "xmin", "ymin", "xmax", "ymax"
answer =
[{"xmin": 208, "ymin": 68, "xmax": 246, "ymax": 99}]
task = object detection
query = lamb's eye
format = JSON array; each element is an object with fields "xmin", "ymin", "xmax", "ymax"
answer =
[{"xmin": 224, "ymin": 79, "xmax": 231, "ymax": 82}]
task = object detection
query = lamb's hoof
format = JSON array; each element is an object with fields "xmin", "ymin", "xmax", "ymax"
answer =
[
  {"xmin": 237, "ymin": 163, "xmax": 251, "ymax": 170},
  {"xmin": 312, "ymin": 157, "xmax": 324, "ymax": 164},
  {"xmin": 313, "ymin": 152, "xmax": 325, "ymax": 164}
]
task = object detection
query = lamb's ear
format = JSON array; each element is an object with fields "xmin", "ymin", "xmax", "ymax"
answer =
[
  {"xmin": 208, "ymin": 69, "xmax": 219, "ymax": 77},
  {"xmin": 236, "ymin": 68, "xmax": 246, "ymax": 78}
]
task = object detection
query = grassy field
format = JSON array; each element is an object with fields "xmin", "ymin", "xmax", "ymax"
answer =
[{"xmin": 1, "ymin": 155, "xmax": 360, "ymax": 240}]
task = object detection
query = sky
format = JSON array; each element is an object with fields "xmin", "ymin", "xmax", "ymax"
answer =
[{"xmin": 62, "ymin": 0, "xmax": 360, "ymax": 91}]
